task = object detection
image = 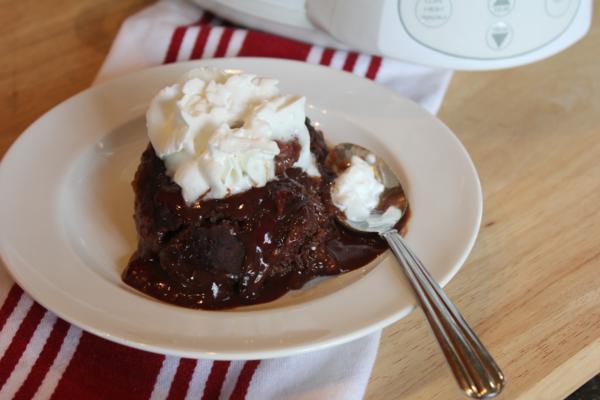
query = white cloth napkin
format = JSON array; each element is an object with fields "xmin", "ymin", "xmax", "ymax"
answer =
[{"xmin": 0, "ymin": 1, "xmax": 452, "ymax": 399}]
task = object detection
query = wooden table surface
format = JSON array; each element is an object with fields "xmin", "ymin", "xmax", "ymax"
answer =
[{"xmin": 2, "ymin": 1, "xmax": 599, "ymax": 399}]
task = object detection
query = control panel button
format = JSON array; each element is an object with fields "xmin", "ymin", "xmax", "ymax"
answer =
[
  {"xmin": 416, "ymin": 0, "xmax": 452, "ymax": 28},
  {"xmin": 488, "ymin": 0, "xmax": 515, "ymax": 17},
  {"xmin": 486, "ymin": 22, "xmax": 513, "ymax": 50},
  {"xmin": 546, "ymin": 0, "xmax": 572, "ymax": 17}
]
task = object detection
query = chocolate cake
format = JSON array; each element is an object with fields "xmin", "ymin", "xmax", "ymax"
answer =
[{"xmin": 123, "ymin": 120, "xmax": 408, "ymax": 309}]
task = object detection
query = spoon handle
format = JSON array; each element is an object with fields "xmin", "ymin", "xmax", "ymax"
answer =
[{"xmin": 381, "ymin": 229, "xmax": 505, "ymax": 399}]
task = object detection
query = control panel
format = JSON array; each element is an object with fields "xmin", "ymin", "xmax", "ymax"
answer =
[{"xmin": 398, "ymin": 0, "xmax": 582, "ymax": 59}]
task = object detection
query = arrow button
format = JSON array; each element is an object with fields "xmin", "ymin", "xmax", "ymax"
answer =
[
  {"xmin": 492, "ymin": 32, "xmax": 508, "ymax": 47},
  {"xmin": 486, "ymin": 22, "xmax": 513, "ymax": 50},
  {"xmin": 489, "ymin": 0, "xmax": 514, "ymax": 17}
]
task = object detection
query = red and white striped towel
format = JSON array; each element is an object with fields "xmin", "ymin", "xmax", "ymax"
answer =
[{"xmin": 0, "ymin": 1, "xmax": 452, "ymax": 399}]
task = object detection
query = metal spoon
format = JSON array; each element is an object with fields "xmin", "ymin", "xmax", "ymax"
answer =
[{"xmin": 328, "ymin": 143, "xmax": 505, "ymax": 399}]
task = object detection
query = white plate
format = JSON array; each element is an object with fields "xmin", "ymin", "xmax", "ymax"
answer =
[{"xmin": 0, "ymin": 58, "xmax": 481, "ymax": 359}]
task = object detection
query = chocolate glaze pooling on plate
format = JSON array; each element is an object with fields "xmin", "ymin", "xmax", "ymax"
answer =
[{"xmin": 123, "ymin": 120, "xmax": 409, "ymax": 309}]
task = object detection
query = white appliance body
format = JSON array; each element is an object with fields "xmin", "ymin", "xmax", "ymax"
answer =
[{"xmin": 192, "ymin": 0, "xmax": 592, "ymax": 70}]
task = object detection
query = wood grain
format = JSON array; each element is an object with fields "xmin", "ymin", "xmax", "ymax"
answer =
[
  {"xmin": 368, "ymin": 6, "xmax": 600, "ymax": 399},
  {"xmin": 0, "ymin": 0, "xmax": 152, "ymax": 155},
  {"xmin": 1, "ymin": 2, "xmax": 599, "ymax": 399}
]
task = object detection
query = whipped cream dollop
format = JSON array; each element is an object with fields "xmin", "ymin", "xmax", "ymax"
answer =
[
  {"xmin": 332, "ymin": 155, "xmax": 402, "ymax": 226},
  {"xmin": 147, "ymin": 68, "xmax": 320, "ymax": 204}
]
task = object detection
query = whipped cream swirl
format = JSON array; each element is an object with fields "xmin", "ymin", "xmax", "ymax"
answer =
[{"xmin": 147, "ymin": 68, "xmax": 319, "ymax": 204}]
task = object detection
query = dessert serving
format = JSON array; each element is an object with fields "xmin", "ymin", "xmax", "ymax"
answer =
[{"xmin": 123, "ymin": 68, "xmax": 407, "ymax": 309}]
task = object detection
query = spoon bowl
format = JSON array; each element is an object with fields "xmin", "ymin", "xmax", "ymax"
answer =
[{"xmin": 327, "ymin": 143, "xmax": 408, "ymax": 233}]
